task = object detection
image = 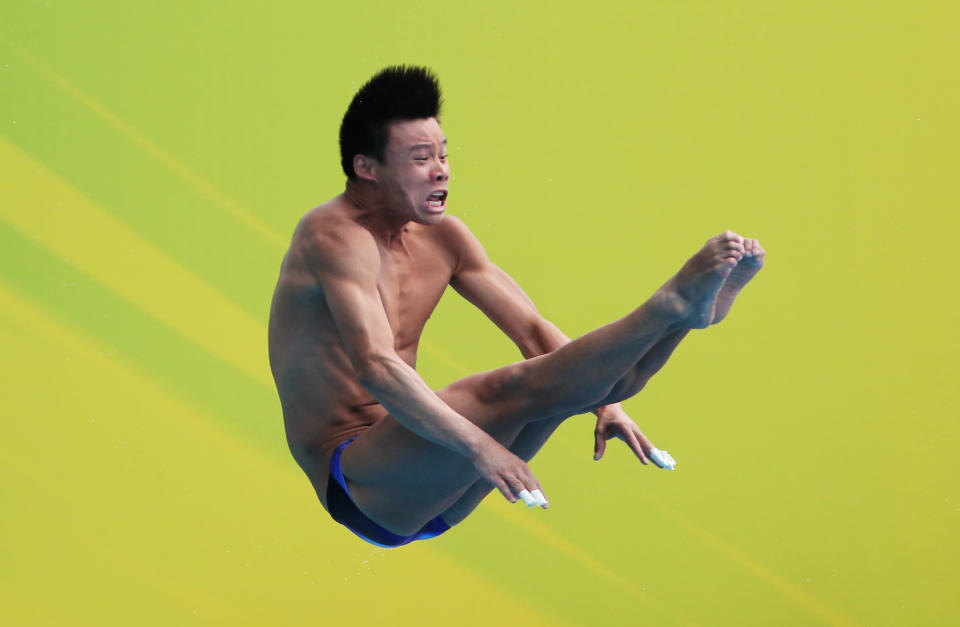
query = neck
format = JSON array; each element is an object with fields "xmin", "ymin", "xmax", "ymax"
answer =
[{"xmin": 343, "ymin": 179, "xmax": 410, "ymax": 245}]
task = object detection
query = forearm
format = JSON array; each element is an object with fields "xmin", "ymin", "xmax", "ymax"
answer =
[
  {"xmin": 357, "ymin": 354, "xmax": 494, "ymax": 459},
  {"xmin": 518, "ymin": 318, "xmax": 570, "ymax": 359}
]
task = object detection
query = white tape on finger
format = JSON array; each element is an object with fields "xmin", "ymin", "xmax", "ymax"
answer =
[
  {"xmin": 517, "ymin": 489, "xmax": 536, "ymax": 507},
  {"xmin": 649, "ymin": 448, "xmax": 677, "ymax": 470},
  {"xmin": 530, "ymin": 489, "xmax": 548, "ymax": 507}
]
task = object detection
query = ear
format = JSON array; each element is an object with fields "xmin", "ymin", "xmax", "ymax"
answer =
[{"xmin": 353, "ymin": 154, "xmax": 377, "ymax": 182}]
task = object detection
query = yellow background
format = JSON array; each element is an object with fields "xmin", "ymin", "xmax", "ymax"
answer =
[{"xmin": 1, "ymin": 2, "xmax": 957, "ymax": 625}]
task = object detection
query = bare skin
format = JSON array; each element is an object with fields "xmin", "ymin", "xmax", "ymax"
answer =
[
  {"xmin": 710, "ymin": 238, "xmax": 766, "ymax": 325},
  {"xmin": 268, "ymin": 117, "xmax": 764, "ymax": 537}
]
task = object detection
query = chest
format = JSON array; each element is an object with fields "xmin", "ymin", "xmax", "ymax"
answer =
[{"xmin": 375, "ymin": 236, "xmax": 454, "ymax": 347}]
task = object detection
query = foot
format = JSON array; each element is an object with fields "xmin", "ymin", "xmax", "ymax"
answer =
[
  {"xmin": 710, "ymin": 238, "xmax": 765, "ymax": 325},
  {"xmin": 659, "ymin": 231, "xmax": 745, "ymax": 329}
]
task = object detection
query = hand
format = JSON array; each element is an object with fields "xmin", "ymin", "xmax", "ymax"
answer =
[
  {"xmin": 472, "ymin": 439, "xmax": 548, "ymax": 508},
  {"xmin": 593, "ymin": 404, "xmax": 655, "ymax": 464}
]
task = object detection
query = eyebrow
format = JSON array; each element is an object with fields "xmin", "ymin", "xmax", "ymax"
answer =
[{"xmin": 408, "ymin": 139, "xmax": 448, "ymax": 151}]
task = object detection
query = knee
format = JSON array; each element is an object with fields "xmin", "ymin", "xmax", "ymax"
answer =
[
  {"xmin": 472, "ymin": 364, "xmax": 527, "ymax": 406},
  {"xmin": 524, "ymin": 366, "xmax": 608, "ymax": 416},
  {"xmin": 467, "ymin": 361, "xmax": 607, "ymax": 419},
  {"xmin": 600, "ymin": 374, "xmax": 648, "ymax": 407},
  {"xmin": 468, "ymin": 362, "xmax": 575, "ymax": 422}
]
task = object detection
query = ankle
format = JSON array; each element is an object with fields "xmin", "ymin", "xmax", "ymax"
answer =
[{"xmin": 647, "ymin": 288, "xmax": 689, "ymax": 328}]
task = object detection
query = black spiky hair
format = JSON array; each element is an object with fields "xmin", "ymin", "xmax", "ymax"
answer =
[{"xmin": 339, "ymin": 65, "xmax": 443, "ymax": 179}]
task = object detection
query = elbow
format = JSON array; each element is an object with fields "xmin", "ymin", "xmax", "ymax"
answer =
[
  {"xmin": 513, "ymin": 329, "xmax": 538, "ymax": 359},
  {"xmin": 517, "ymin": 339, "xmax": 540, "ymax": 360},
  {"xmin": 517, "ymin": 319, "xmax": 553, "ymax": 359},
  {"xmin": 352, "ymin": 352, "xmax": 395, "ymax": 389}
]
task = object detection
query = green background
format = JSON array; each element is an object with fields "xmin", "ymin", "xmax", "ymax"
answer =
[{"xmin": 1, "ymin": 2, "xmax": 957, "ymax": 625}]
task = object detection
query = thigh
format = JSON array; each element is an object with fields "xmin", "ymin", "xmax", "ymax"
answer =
[{"xmin": 339, "ymin": 361, "xmax": 560, "ymax": 535}]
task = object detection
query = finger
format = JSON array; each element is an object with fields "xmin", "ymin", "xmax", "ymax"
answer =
[
  {"xmin": 624, "ymin": 429, "xmax": 648, "ymax": 464},
  {"xmin": 517, "ymin": 468, "xmax": 543, "ymax": 507},
  {"xmin": 518, "ymin": 466, "xmax": 548, "ymax": 508},
  {"xmin": 505, "ymin": 473, "xmax": 530, "ymax": 501},
  {"xmin": 635, "ymin": 428, "xmax": 654, "ymax": 451},
  {"xmin": 648, "ymin": 447, "xmax": 677, "ymax": 470},
  {"xmin": 518, "ymin": 465, "xmax": 541, "ymax": 492},
  {"xmin": 515, "ymin": 468, "xmax": 543, "ymax": 505},
  {"xmin": 594, "ymin": 427, "xmax": 607, "ymax": 461},
  {"xmin": 517, "ymin": 489, "xmax": 537, "ymax": 507},
  {"xmin": 530, "ymin": 488, "xmax": 549, "ymax": 509},
  {"xmin": 494, "ymin": 477, "xmax": 517, "ymax": 503}
]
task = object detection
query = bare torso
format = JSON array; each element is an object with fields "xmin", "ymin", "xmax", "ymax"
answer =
[{"xmin": 268, "ymin": 197, "xmax": 461, "ymax": 508}]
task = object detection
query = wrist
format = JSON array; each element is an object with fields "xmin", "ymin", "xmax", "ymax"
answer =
[
  {"xmin": 593, "ymin": 402, "xmax": 622, "ymax": 417},
  {"xmin": 464, "ymin": 429, "xmax": 497, "ymax": 461}
]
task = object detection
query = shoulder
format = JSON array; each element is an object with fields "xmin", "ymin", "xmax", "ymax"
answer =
[
  {"xmin": 296, "ymin": 202, "xmax": 380, "ymax": 280},
  {"xmin": 434, "ymin": 215, "xmax": 486, "ymax": 261},
  {"xmin": 298, "ymin": 201, "xmax": 374, "ymax": 251},
  {"xmin": 434, "ymin": 215, "xmax": 488, "ymax": 270},
  {"xmin": 434, "ymin": 214, "xmax": 473, "ymax": 242}
]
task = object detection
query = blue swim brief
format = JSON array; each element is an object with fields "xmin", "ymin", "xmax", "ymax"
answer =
[{"xmin": 326, "ymin": 436, "xmax": 450, "ymax": 548}]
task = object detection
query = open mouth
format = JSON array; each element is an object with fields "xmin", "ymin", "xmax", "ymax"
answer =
[{"xmin": 426, "ymin": 190, "xmax": 448, "ymax": 210}]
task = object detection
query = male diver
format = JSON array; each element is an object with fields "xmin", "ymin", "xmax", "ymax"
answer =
[{"xmin": 268, "ymin": 66, "xmax": 765, "ymax": 547}]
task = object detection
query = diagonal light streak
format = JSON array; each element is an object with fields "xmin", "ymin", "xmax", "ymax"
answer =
[
  {"xmin": 4, "ymin": 38, "xmax": 287, "ymax": 250},
  {"xmin": 0, "ymin": 277, "xmax": 561, "ymax": 627},
  {"xmin": 2, "ymin": 37, "xmax": 850, "ymax": 625},
  {"xmin": 420, "ymin": 343, "xmax": 695, "ymax": 626},
  {"xmin": 424, "ymin": 337, "xmax": 854, "ymax": 625},
  {"xmin": 0, "ymin": 136, "xmax": 271, "ymax": 388},
  {"xmin": 482, "ymin": 497, "xmax": 680, "ymax": 616},
  {"xmin": 2, "ymin": 120, "xmax": 667, "ymax": 616},
  {"xmin": 643, "ymin": 494, "xmax": 857, "ymax": 626}
]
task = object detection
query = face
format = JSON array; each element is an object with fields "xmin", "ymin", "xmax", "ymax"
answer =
[{"xmin": 372, "ymin": 117, "xmax": 450, "ymax": 224}]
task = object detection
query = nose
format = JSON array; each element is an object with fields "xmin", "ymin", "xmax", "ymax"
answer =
[{"xmin": 433, "ymin": 158, "xmax": 449, "ymax": 182}]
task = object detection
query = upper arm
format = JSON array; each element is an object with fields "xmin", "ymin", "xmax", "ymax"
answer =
[
  {"xmin": 304, "ymin": 222, "xmax": 395, "ymax": 375},
  {"xmin": 446, "ymin": 217, "xmax": 542, "ymax": 343}
]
